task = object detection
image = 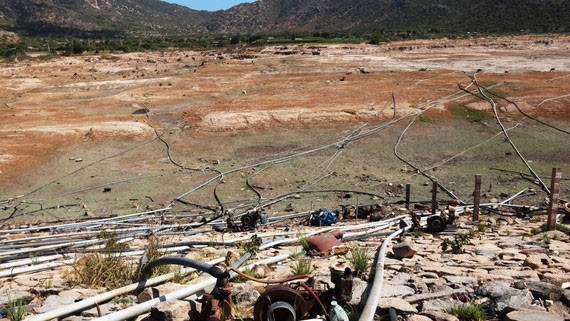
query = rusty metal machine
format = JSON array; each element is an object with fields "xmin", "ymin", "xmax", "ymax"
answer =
[{"xmin": 143, "ymin": 255, "xmax": 351, "ymax": 321}]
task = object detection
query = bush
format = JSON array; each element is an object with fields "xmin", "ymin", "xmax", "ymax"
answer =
[
  {"xmin": 349, "ymin": 248, "xmax": 371, "ymax": 275},
  {"xmin": 441, "ymin": 234, "xmax": 471, "ymax": 254},
  {"xmin": 292, "ymin": 258, "xmax": 314, "ymax": 276},
  {"xmin": 6, "ymin": 297, "xmax": 26, "ymax": 321},
  {"xmin": 445, "ymin": 304, "xmax": 485, "ymax": 321}
]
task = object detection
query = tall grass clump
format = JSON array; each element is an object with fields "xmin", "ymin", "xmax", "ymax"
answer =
[
  {"xmin": 349, "ymin": 248, "xmax": 371, "ymax": 275},
  {"xmin": 292, "ymin": 258, "xmax": 314, "ymax": 276},
  {"xmin": 445, "ymin": 304, "xmax": 485, "ymax": 321},
  {"xmin": 65, "ymin": 232, "xmax": 137, "ymax": 289},
  {"xmin": 6, "ymin": 297, "xmax": 26, "ymax": 321}
]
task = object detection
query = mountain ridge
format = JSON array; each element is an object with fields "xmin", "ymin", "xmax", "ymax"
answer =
[{"xmin": 0, "ymin": 0, "xmax": 567, "ymax": 37}]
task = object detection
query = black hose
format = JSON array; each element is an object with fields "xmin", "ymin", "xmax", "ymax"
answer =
[{"xmin": 141, "ymin": 256, "xmax": 225, "ymax": 278}]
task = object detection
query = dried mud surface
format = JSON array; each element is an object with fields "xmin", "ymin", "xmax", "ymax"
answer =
[{"xmin": 0, "ymin": 34, "xmax": 569, "ymax": 220}]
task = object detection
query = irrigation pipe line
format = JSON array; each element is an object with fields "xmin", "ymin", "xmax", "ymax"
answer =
[
  {"xmin": 0, "ymin": 134, "xmax": 164, "ymax": 205},
  {"xmin": 24, "ymin": 257, "xmax": 225, "ymax": 321},
  {"xmin": 5, "ymin": 207, "xmax": 171, "ymax": 234},
  {"xmin": 0, "ymin": 258, "xmax": 77, "ymax": 278},
  {"xmin": 0, "ymin": 254, "xmax": 70, "ymax": 269},
  {"xmin": 359, "ymin": 226, "xmax": 410, "ymax": 321},
  {"xmin": 393, "ymin": 113, "xmax": 464, "ymax": 203},
  {"xmin": 537, "ymin": 93, "xmax": 570, "ymax": 108},
  {"xmin": 459, "ymin": 73, "xmax": 550, "ymax": 194},
  {"xmin": 172, "ymin": 115, "xmax": 409, "ymax": 205},
  {"xmin": 391, "ymin": 81, "xmax": 504, "ymax": 204},
  {"xmin": 90, "ymin": 254, "xmax": 291, "ymax": 321},
  {"xmin": 484, "ymin": 89, "xmax": 570, "ymax": 135}
]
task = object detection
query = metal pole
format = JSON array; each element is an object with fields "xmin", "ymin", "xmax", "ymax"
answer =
[
  {"xmin": 473, "ymin": 174, "xmax": 482, "ymax": 222},
  {"xmin": 405, "ymin": 183, "xmax": 411, "ymax": 210},
  {"xmin": 431, "ymin": 181, "xmax": 438, "ymax": 216},
  {"xmin": 547, "ymin": 168, "xmax": 562, "ymax": 231}
]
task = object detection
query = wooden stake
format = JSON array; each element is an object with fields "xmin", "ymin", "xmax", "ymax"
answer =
[
  {"xmin": 473, "ymin": 174, "xmax": 482, "ymax": 222},
  {"xmin": 547, "ymin": 168, "xmax": 562, "ymax": 231},
  {"xmin": 431, "ymin": 181, "xmax": 438, "ymax": 216},
  {"xmin": 405, "ymin": 183, "xmax": 411, "ymax": 210}
]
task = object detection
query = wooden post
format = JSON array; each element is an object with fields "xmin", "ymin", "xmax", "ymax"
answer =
[
  {"xmin": 405, "ymin": 183, "xmax": 411, "ymax": 210},
  {"xmin": 473, "ymin": 174, "xmax": 482, "ymax": 222},
  {"xmin": 431, "ymin": 181, "xmax": 438, "ymax": 216},
  {"xmin": 547, "ymin": 168, "xmax": 562, "ymax": 231}
]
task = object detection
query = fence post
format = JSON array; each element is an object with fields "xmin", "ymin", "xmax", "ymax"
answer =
[
  {"xmin": 473, "ymin": 174, "xmax": 482, "ymax": 222},
  {"xmin": 547, "ymin": 168, "xmax": 562, "ymax": 231},
  {"xmin": 431, "ymin": 181, "xmax": 438, "ymax": 216}
]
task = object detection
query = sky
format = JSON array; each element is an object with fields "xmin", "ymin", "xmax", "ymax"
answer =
[{"xmin": 162, "ymin": 0, "xmax": 257, "ymax": 11}]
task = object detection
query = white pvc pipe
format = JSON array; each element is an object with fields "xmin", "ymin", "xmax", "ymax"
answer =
[
  {"xmin": 359, "ymin": 226, "xmax": 409, "ymax": 321},
  {"xmin": 0, "ymin": 254, "xmax": 67, "ymax": 269},
  {"xmin": 8, "ymin": 207, "xmax": 170, "ymax": 234},
  {"xmin": 24, "ymin": 257, "xmax": 225, "ymax": 321},
  {"xmin": 0, "ymin": 259, "xmax": 76, "ymax": 278},
  {"xmin": 91, "ymin": 254, "xmax": 290, "ymax": 321}
]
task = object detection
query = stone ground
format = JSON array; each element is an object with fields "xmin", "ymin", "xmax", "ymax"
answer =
[{"xmin": 0, "ymin": 211, "xmax": 569, "ymax": 321}]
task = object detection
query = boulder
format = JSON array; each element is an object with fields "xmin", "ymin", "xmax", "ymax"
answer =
[
  {"xmin": 421, "ymin": 310, "xmax": 460, "ymax": 321},
  {"xmin": 148, "ymin": 300, "xmax": 190, "ymax": 321},
  {"xmin": 523, "ymin": 255, "xmax": 543, "ymax": 269},
  {"xmin": 381, "ymin": 284, "xmax": 415, "ymax": 298},
  {"xmin": 233, "ymin": 281, "xmax": 260, "ymax": 308},
  {"xmin": 420, "ymin": 299, "xmax": 456, "ymax": 312},
  {"xmin": 505, "ymin": 310, "xmax": 563, "ymax": 321},
  {"xmin": 407, "ymin": 315, "xmax": 433, "ymax": 321},
  {"xmin": 378, "ymin": 298, "xmax": 418, "ymax": 313},
  {"xmin": 251, "ymin": 264, "xmax": 271, "ymax": 278},
  {"xmin": 392, "ymin": 240, "xmax": 417, "ymax": 259},
  {"xmin": 526, "ymin": 281, "xmax": 562, "ymax": 300}
]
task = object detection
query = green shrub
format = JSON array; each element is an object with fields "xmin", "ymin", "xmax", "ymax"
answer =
[
  {"xmin": 292, "ymin": 258, "xmax": 314, "ymax": 276},
  {"xmin": 6, "ymin": 297, "xmax": 26, "ymax": 321},
  {"xmin": 445, "ymin": 304, "xmax": 485, "ymax": 321},
  {"xmin": 441, "ymin": 234, "xmax": 471, "ymax": 254},
  {"xmin": 349, "ymin": 248, "xmax": 371, "ymax": 275}
]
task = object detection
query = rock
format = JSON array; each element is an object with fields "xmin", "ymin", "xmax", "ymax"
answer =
[
  {"xmin": 154, "ymin": 283, "xmax": 186, "ymax": 296},
  {"xmin": 378, "ymin": 298, "xmax": 418, "ymax": 313},
  {"xmin": 495, "ymin": 289, "xmax": 534, "ymax": 311},
  {"xmin": 349, "ymin": 278, "xmax": 368, "ymax": 305},
  {"xmin": 542, "ymin": 272, "xmax": 570, "ymax": 287},
  {"xmin": 489, "ymin": 269, "xmax": 539, "ymax": 280},
  {"xmin": 148, "ymin": 300, "xmax": 190, "ymax": 321},
  {"xmin": 523, "ymin": 255, "xmax": 543, "ymax": 269},
  {"xmin": 476, "ymin": 243, "xmax": 502, "ymax": 256},
  {"xmin": 443, "ymin": 276, "xmax": 477, "ymax": 285},
  {"xmin": 393, "ymin": 240, "xmax": 417, "ymax": 259},
  {"xmin": 505, "ymin": 310, "xmax": 563, "ymax": 321},
  {"xmin": 225, "ymin": 250, "xmax": 239, "ymax": 266},
  {"xmin": 420, "ymin": 299, "xmax": 456, "ymax": 312},
  {"xmin": 406, "ymin": 289, "xmax": 466, "ymax": 303},
  {"xmin": 407, "ymin": 315, "xmax": 433, "ymax": 321},
  {"xmin": 561, "ymin": 290, "xmax": 570, "ymax": 307},
  {"xmin": 391, "ymin": 272, "xmax": 412, "ymax": 284},
  {"xmin": 526, "ymin": 281, "xmax": 562, "ymax": 300},
  {"xmin": 381, "ymin": 284, "xmax": 415, "ymax": 298},
  {"xmin": 35, "ymin": 290, "xmax": 82, "ymax": 314},
  {"xmin": 251, "ymin": 264, "xmax": 271, "ymax": 278},
  {"xmin": 421, "ymin": 310, "xmax": 460, "ymax": 321},
  {"xmin": 137, "ymin": 287, "xmax": 160, "ymax": 303},
  {"xmin": 233, "ymin": 281, "xmax": 260, "ymax": 308},
  {"xmin": 547, "ymin": 301, "xmax": 570, "ymax": 319},
  {"xmin": 476, "ymin": 281, "xmax": 516, "ymax": 298}
]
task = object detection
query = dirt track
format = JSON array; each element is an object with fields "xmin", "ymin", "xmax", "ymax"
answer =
[{"xmin": 0, "ymin": 34, "xmax": 569, "ymax": 221}]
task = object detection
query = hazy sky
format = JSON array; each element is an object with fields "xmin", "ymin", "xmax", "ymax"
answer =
[{"xmin": 162, "ymin": 0, "xmax": 257, "ymax": 11}]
